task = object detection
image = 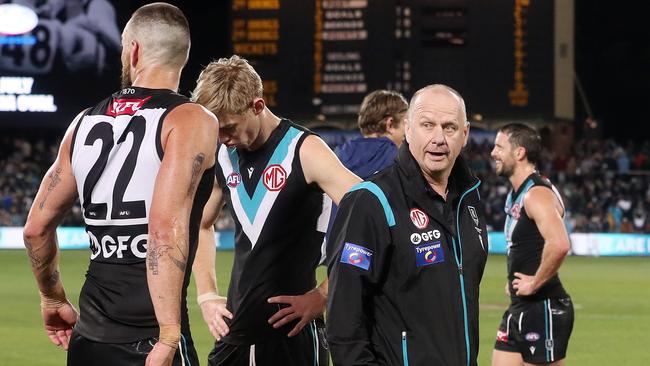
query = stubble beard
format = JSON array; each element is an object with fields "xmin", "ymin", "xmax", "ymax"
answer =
[{"xmin": 120, "ymin": 63, "xmax": 131, "ymax": 89}]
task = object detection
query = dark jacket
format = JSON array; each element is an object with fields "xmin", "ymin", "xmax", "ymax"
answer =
[
  {"xmin": 327, "ymin": 143, "xmax": 488, "ymax": 366},
  {"xmin": 327, "ymin": 137, "xmax": 399, "ymax": 238},
  {"xmin": 335, "ymin": 137, "xmax": 399, "ymax": 179}
]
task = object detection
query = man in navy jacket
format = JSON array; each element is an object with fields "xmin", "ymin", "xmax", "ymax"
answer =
[{"xmin": 327, "ymin": 84, "xmax": 488, "ymax": 366}]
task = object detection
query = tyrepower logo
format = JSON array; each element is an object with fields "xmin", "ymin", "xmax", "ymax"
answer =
[
  {"xmin": 410, "ymin": 208, "xmax": 429, "ymax": 229},
  {"xmin": 262, "ymin": 164, "xmax": 287, "ymax": 191},
  {"xmin": 107, "ymin": 96, "xmax": 151, "ymax": 116}
]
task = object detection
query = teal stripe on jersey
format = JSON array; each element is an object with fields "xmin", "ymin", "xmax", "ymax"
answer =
[
  {"xmin": 504, "ymin": 179, "xmax": 535, "ymax": 242},
  {"xmin": 229, "ymin": 127, "xmax": 302, "ymax": 223},
  {"xmin": 348, "ymin": 182, "xmax": 396, "ymax": 227}
]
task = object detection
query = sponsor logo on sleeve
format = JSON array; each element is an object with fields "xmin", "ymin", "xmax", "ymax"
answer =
[
  {"xmin": 414, "ymin": 241, "xmax": 444, "ymax": 267},
  {"xmin": 340, "ymin": 242, "xmax": 373, "ymax": 270},
  {"xmin": 496, "ymin": 330, "xmax": 508, "ymax": 342}
]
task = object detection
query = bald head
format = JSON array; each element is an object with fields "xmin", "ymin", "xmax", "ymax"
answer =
[
  {"xmin": 408, "ymin": 84, "xmax": 467, "ymax": 126},
  {"xmin": 123, "ymin": 3, "xmax": 190, "ymax": 69}
]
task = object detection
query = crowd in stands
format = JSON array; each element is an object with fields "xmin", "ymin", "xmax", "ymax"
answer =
[
  {"xmin": 467, "ymin": 138, "xmax": 650, "ymax": 233},
  {"xmin": 2, "ymin": 134, "xmax": 649, "ymax": 233}
]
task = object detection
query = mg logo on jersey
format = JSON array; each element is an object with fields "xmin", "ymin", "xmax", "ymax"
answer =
[
  {"xmin": 510, "ymin": 203, "xmax": 521, "ymax": 220},
  {"xmin": 226, "ymin": 172, "xmax": 241, "ymax": 188},
  {"xmin": 263, "ymin": 164, "xmax": 287, "ymax": 191},
  {"xmin": 106, "ymin": 96, "xmax": 151, "ymax": 116},
  {"xmin": 409, "ymin": 208, "xmax": 429, "ymax": 229}
]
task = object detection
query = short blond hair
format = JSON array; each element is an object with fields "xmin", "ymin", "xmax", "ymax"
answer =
[{"xmin": 192, "ymin": 55, "xmax": 263, "ymax": 115}]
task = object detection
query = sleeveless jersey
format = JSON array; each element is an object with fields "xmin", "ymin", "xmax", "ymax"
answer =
[
  {"xmin": 217, "ymin": 120, "xmax": 331, "ymax": 345},
  {"xmin": 504, "ymin": 172, "xmax": 569, "ymax": 302},
  {"xmin": 70, "ymin": 87, "xmax": 215, "ymax": 342}
]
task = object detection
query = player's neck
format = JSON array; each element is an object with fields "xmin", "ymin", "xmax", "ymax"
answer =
[
  {"xmin": 248, "ymin": 108, "xmax": 281, "ymax": 151},
  {"xmin": 130, "ymin": 67, "xmax": 181, "ymax": 92},
  {"xmin": 509, "ymin": 164, "xmax": 536, "ymax": 192}
]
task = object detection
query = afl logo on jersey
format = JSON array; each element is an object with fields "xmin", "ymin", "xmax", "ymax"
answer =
[
  {"xmin": 226, "ymin": 172, "xmax": 241, "ymax": 188},
  {"xmin": 410, "ymin": 208, "xmax": 429, "ymax": 229},
  {"xmin": 262, "ymin": 164, "xmax": 287, "ymax": 191}
]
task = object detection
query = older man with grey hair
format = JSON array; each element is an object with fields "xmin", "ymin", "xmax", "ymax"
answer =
[{"xmin": 327, "ymin": 84, "xmax": 488, "ymax": 366}]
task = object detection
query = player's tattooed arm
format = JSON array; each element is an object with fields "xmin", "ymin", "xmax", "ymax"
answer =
[
  {"xmin": 38, "ymin": 167, "xmax": 63, "ymax": 210},
  {"xmin": 187, "ymin": 153, "xmax": 206, "ymax": 197},
  {"xmin": 146, "ymin": 243, "xmax": 187, "ymax": 275}
]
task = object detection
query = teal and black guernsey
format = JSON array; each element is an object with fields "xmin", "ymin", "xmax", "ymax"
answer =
[
  {"xmin": 216, "ymin": 119, "xmax": 330, "ymax": 345},
  {"xmin": 504, "ymin": 172, "xmax": 570, "ymax": 302}
]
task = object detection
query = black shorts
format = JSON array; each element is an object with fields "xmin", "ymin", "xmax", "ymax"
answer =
[
  {"xmin": 494, "ymin": 297, "xmax": 574, "ymax": 364},
  {"xmin": 207, "ymin": 319, "xmax": 328, "ymax": 366},
  {"xmin": 67, "ymin": 329, "xmax": 199, "ymax": 366}
]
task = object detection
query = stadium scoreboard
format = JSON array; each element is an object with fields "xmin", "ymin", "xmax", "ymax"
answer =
[
  {"xmin": 0, "ymin": 1, "xmax": 555, "ymax": 127},
  {"xmin": 231, "ymin": 0, "xmax": 555, "ymax": 123}
]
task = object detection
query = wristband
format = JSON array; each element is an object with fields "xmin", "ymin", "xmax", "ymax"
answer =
[
  {"xmin": 158, "ymin": 324, "xmax": 181, "ymax": 349},
  {"xmin": 197, "ymin": 292, "xmax": 221, "ymax": 306}
]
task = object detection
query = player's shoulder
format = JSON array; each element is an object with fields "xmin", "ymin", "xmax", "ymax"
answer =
[
  {"xmin": 165, "ymin": 102, "xmax": 218, "ymax": 129},
  {"xmin": 524, "ymin": 184, "xmax": 558, "ymax": 208}
]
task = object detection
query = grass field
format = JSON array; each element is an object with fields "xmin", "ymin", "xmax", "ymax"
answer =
[{"xmin": 1, "ymin": 250, "xmax": 648, "ymax": 365}]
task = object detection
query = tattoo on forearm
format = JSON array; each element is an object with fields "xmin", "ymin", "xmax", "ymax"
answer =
[
  {"xmin": 39, "ymin": 167, "xmax": 62, "ymax": 210},
  {"xmin": 25, "ymin": 240, "xmax": 54, "ymax": 271},
  {"xmin": 147, "ymin": 245, "xmax": 170, "ymax": 275},
  {"xmin": 187, "ymin": 153, "xmax": 205, "ymax": 197},
  {"xmin": 147, "ymin": 244, "xmax": 187, "ymax": 275},
  {"xmin": 47, "ymin": 270, "xmax": 60, "ymax": 286},
  {"xmin": 171, "ymin": 243, "xmax": 188, "ymax": 272}
]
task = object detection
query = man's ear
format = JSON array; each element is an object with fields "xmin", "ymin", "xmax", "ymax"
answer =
[
  {"xmin": 252, "ymin": 98, "xmax": 265, "ymax": 115},
  {"xmin": 130, "ymin": 40, "xmax": 139, "ymax": 69}
]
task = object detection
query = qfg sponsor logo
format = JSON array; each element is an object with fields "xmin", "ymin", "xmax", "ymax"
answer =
[
  {"xmin": 226, "ymin": 172, "xmax": 242, "ymax": 188},
  {"xmin": 262, "ymin": 164, "xmax": 287, "ymax": 191},
  {"xmin": 409, "ymin": 208, "xmax": 429, "ymax": 229},
  {"xmin": 409, "ymin": 230, "xmax": 441, "ymax": 244},
  {"xmin": 88, "ymin": 232, "xmax": 148, "ymax": 260}
]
